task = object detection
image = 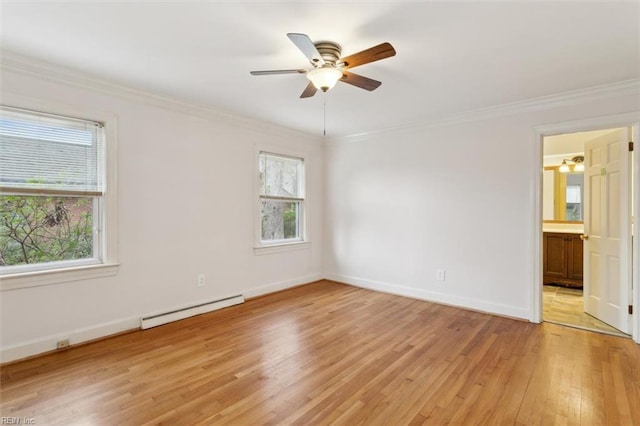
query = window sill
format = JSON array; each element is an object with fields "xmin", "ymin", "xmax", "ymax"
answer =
[
  {"xmin": 254, "ymin": 241, "xmax": 311, "ymax": 256},
  {"xmin": 1, "ymin": 263, "xmax": 120, "ymax": 291}
]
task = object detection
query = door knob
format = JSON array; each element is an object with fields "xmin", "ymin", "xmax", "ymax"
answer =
[{"xmin": 580, "ymin": 234, "xmax": 589, "ymax": 240}]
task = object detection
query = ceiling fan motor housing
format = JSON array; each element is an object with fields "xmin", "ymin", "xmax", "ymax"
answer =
[{"xmin": 313, "ymin": 41, "xmax": 342, "ymax": 66}]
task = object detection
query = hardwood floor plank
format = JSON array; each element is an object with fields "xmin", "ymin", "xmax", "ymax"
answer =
[{"xmin": 1, "ymin": 280, "xmax": 638, "ymax": 425}]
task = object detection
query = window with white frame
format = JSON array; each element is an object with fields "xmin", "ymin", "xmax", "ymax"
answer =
[
  {"xmin": 0, "ymin": 106, "xmax": 108, "ymax": 275},
  {"xmin": 258, "ymin": 151, "xmax": 305, "ymax": 245}
]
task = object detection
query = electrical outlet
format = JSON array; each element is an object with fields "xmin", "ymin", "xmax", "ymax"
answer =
[
  {"xmin": 197, "ymin": 273, "xmax": 206, "ymax": 287},
  {"xmin": 56, "ymin": 339, "xmax": 70, "ymax": 349},
  {"xmin": 436, "ymin": 269, "xmax": 446, "ymax": 281}
]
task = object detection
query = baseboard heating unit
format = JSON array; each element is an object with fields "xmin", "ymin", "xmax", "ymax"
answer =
[{"xmin": 140, "ymin": 295, "xmax": 245, "ymax": 330}]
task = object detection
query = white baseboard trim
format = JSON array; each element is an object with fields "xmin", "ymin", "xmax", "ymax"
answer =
[
  {"xmin": 0, "ymin": 316, "xmax": 140, "ymax": 364},
  {"xmin": 325, "ymin": 273, "xmax": 530, "ymax": 320},
  {"xmin": 1, "ymin": 274, "xmax": 324, "ymax": 363},
  {"xmin": 243, "ymin": 273, "xmax": 324, "ymax": 299},
  {"xmin": 2, "ymin": 272, "xmax": 528, "ymax": 363}
]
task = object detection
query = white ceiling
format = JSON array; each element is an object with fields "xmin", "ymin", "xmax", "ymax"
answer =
[{"xmin": 2, "ymin": 1, "xmax": 639, "ymax": 137}]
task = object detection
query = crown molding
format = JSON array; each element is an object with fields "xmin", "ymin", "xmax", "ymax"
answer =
[
  {"xmin": 0, "ymin": 51, "xmax": 324, "ymax": 146},
  {"xmin": 3, "ymin": 51, "xmax": 637, "ymax": 146},
  {"xmin": 328, "ymin": 79, "xmax": 640, "ymax": 145}
]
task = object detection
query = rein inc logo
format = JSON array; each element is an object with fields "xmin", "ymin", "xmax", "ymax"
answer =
[{"xmin": 1, "ymin": 418, "xmax": 35, "ymax": 425}]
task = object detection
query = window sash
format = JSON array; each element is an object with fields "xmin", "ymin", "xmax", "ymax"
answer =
[
  {"xmin": 259, "ymin": 151, "xmax": 303, "ymax": 198},
  {"xmin": 0, "ymin": 106, "xmax": 107, "ymax": 274},
  {"xmin": 0, "ymin": 106, "xmax": 105, "ymax": 195},
  {"xmin": 0, "ymin": 194, "xmax": 101, "ymax": 272},
  {"xmin": 260, "ymin": 199, "xmax": 302, "ymax": 242},
  {"xmin": 258, "ymin": 151, "xmax": 305, "ymax": 245}
]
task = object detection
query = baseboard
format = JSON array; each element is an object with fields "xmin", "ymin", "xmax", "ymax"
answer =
[
  {"xmin": 0, "ymin": 316, "xmax": 140, "ymax": 364},
  {"xmin": 2, "ymin": 272, "xmax": 525, "ymax": 363},
  {"xmin": 2, "ymin": 273, "xmax": 324, "ymax": 364},
  {"xmin": 242, "ymin": 273, "xmax": 324, "ymax": 299},
  {"xmin": 325, "ymin": 273, "xmax": 530, "ymax": 320}
]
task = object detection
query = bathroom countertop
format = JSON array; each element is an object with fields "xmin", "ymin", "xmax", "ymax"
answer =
[
  {"xmin": 542, "ymin": 223, "xmax": 584, "ymax": 234},
  {"xmin": 543, "ymin": 228, "xmax": 584, "ymax": 234}
]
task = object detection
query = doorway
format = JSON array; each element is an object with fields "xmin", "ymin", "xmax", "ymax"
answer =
[
  {"xmin": 533, "ymin": 113, "xmax": 639, "ymax": 344},
  {"xmin": 542, "ymin": 128, "xmax": 630, "ymax": 336}
]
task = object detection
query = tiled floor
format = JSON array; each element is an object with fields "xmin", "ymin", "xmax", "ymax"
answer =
[{"xmin": 543, "ymin": 284, "xmax": 628, "ymax": 337}]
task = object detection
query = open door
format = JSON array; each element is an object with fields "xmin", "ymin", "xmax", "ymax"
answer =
[{"xmin": 583, "ymin": 128, "xmax": 631, "ymax": 333}]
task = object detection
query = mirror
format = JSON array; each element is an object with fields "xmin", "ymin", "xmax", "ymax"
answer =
[{"xmin": 543, "ymin": 168, "xmax": 584, "ymax": 222}]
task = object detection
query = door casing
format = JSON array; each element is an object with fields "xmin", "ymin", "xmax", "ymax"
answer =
[{"xmin": 532, "ymin": 112, "xmax": 640, "ymax": 344}]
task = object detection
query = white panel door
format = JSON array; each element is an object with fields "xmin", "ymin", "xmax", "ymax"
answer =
[{"xmin": 583, "ymin": 128, "xmax": 631, "ymax": 333}]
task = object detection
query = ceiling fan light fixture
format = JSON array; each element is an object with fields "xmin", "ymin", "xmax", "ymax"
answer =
[
  {"xmin": 559, "ymin": 159, "xmax": 570, "ymax": 173},
  {"xmin": 306, "ymin": 67, "xmax": 342, "ymax": 92}
]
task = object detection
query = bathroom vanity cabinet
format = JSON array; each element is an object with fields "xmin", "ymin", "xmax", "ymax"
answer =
[{"xmin": 543, "ymin": 232, "xmax": 584, "ymax": 288}]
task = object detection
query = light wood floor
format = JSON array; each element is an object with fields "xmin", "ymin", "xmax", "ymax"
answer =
[
  {"xmin": 2, "ymin": 280, "xmax": 639, "ymax": 425},
  {"xmin": 543, "ymin": 284, "xmax": 628, "ymax": 337}
]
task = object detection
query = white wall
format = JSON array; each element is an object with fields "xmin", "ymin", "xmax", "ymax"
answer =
[
  {"xmin": 1, "ymin": 57, "xmax": 638, "ymax": 362},
  {"xmin": 324, "ymin": 89, "xmax": 640, "ymax": 320},
  {"xmin": 0, "ymin": 61, "xmax": 324, "ymax": 362}
]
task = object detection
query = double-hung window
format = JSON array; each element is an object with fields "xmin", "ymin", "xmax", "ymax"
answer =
[
  {"xmin": 0, "ymin": 106, "xmax": 109, "ymax": 277},
  {"xmin": 258, "ymin": 151, "xmax": 305, "ymax": 245}
]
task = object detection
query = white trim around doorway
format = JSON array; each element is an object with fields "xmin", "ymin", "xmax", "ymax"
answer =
[{"xmin": 532, "ymin": 111, "xmax": 640, "ymax": 344}]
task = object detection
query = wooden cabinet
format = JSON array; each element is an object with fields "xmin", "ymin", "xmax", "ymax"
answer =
[{"xmin": 543, "ymin": 232, "xmax": 583, "ymax": 288}]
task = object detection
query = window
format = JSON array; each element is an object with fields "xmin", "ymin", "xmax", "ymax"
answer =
[
  {"xmin": 258, "ymin": 151, "xmax": 305, "ymax": 245},
  {"xmin": 566, "ymin": 184, "xmax": 582, "ymax": 221},
  {"xmin": 565, "ymin": 173, "xmax": 583, "ymax": 221},
  {"xmin": 0, "ymin": 106, "xmax": 113, "ymax": 280}
]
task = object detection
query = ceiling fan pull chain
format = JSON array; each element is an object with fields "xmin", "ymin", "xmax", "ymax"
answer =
[{"xmin": 323, "ymin": 96, "xmax": 326, "ymax": 136}]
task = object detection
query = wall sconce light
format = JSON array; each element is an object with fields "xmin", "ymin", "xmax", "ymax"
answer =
[
  {"xmin": 559, "ymin": 155, "xmax": 584, "ymax": 173},
  {"xmin": 573, "ymin": 156, "xmax": 585, "ymax": 172}
]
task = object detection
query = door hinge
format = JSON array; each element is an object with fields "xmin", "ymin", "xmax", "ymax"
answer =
[
  {"xmin": 629, "ymin": 305, "xmax": 633, "ymax": 315},
  {"xmin": 629, "ymin": 141, "xmax": 634, "ymax": 152}
]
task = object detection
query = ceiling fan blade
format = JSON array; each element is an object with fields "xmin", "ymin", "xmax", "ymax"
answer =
[
  {"xmin": 287, "ymin": 33, "xmax": 325, "ymax": 66},
  {"xmin": 339, "ymin": 42, "xmax": 396, "ymax": 69},
  {"xmin": 250, "ymin": 69, "xmax": 307, "ymax": 76},
  {"xmin": 340, "ymin": 70, "xmax": 382, "ymax": 91},
  {"xmin": 300, "ymin": 81, "xmax": 318, "ymax": 98}
]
